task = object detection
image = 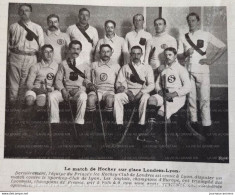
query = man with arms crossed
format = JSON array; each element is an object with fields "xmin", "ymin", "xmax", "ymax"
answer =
[
  {"xmin": 125, "ymin": 14, "xmax": 152, "ymax": 63},
  {"xmin": 95, "ymin": 20, "xmax": 128, "ymax": 66},
  {"xmin": 66, "ymin": 8, "xmax": 99, "ymax": 64},
  {"xmin": 44, "ymin": 14, "xmax": 70, "ymax": 64},
  {"xmin": 144, "ymin": 18, "xmax": 177, "ymax": 78}
]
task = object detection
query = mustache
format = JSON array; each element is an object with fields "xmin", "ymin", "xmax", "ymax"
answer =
[
  {"xmin": 72, "ymin": 52, "xmax": 79, "ymax": 55},
  {"xmin": 49, "ymin": 25, "xmax": 58, "ymax": 29}
]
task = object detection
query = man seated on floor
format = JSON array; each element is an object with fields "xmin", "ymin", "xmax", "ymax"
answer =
[
  {"xmin": 25, "ymin": 44, "xmax": 59, "ymax": 114},
  {"xmin": 87, "ymin": 44, "xmax": 120, "ymax": 123},
  {"xmin": 114, "ymin": 45, "xmax": 154, "ymax": 138},
  {"xmin": 48, "ymin": 40, "xmax": 95, "ymax": 130},
  {"xmin": 139, "ymin": 47, "xmax": 191, "ymax": 143}
]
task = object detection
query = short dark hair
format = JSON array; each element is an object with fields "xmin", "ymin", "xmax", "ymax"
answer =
[
  {"xmin": 41, "ymin": 44, "xmax": 54, "ymax": 52},
  {"xmin": 131, "ymin": 45, "xmax": 143, "ymax": 53},
  {"xmin": 69, "ymin": 40, "xmax": 82, "ymax": 49},
  {"xmin": 154, "ymin": 17, "xmax": 166, "ymax": 25},
  {"xmin": 133, "ymin": 14, "xmax": 144, "ymax": 23},
  {"xmin": 186, "ymin": 12, "xmax": 200, "ymax": 22},
  {"xmin": 47, "ymin": 14, "xmax": 60, "ymax": 22},
  {"xmin": 100, "ymin": 44, "xmax": 113, "ymax": 51},
  {"xmin": 164, "ymin": 47, "xmax": 177, "ymax": 55},
  {"xmin": 19, "ymin": 3, "xmax": 32, "ymax": 12},
  {"xmin": 104, "ymin": 20, "xmax": 116, "ymax": 28},
  {"xmin": 79, "ymin": 8, "xmax": 90, "ymax": 15}
]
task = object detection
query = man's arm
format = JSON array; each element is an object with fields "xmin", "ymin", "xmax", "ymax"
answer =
[
  {"xmin": 94, "ymin": 40, "xmax": 101, "ymax": 62},
  {"xmin": 175, "ymin": 67, "xmax": 191, "ymax": 97},
  {"xmin": 37, "ymin": 26, "xmax": 44, "ymax": 48},
  {"xmin": 122, "ymin": 38, "xmax": 129, "ymax": 65},
  {"xmin": 141, "ymin": 66, "xmax": 154, "ymax": 94},
  {"xmin": 143, "ymin": 39, "xmax": 152, "ymax": 64},
  {"xmin": 55, "ymin": 64, "xmax": 65, "ymax": 91},
  {"xmin": 26, "ymin": 65, "xmax": 38, "ymax": 90},
  {"xmin": 115, "ymin": 66, "xmax": 127, "ymax": 92}
]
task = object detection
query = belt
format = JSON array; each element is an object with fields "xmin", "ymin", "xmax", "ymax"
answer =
[{"xmin": 10, "ymin": 49, "xmax": 36, "ymax": 56}]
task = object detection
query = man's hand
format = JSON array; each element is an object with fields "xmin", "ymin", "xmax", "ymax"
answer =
[
  {"xmin": 32, "ymin": 87, "xmax": 47, "ymax": 95},
  {"xmin": 87, "ymin": 83, "xmax": 97, "ymax": 92},
  {"xmin": 116, "ymin": 86, "xmax": 125, "ymax": 93},
  {"xmin": 46, "ymin": 88, "xmax": 53, "ymax": 93},
  {"xmin": 199, "ymin": 58, "xmax": 212, "ymax": 65},
  {"xmin": 161, "ymin": 44, "xmax": 168, "ymax": 50},
  {"xmin": 165, "ymin": 91, "xmax": 178, "ymax": 101},
  {"xmin": 134, "ymin": 91, "xmax": 143, "ymax": 102},
  {"xmin": 126, "ymin": 90, "xmax": 135, "ymax": 102},
  {"xmin": 69, "ymin": 88, "xmax": 79, "ymax": 96},
  {"xmin": 185, "ymin": 48, "xmax": 194, "ymax": 56},
  {"xmin": 61, "ymin": 88, "xmax": 70, "ymax": 101}
]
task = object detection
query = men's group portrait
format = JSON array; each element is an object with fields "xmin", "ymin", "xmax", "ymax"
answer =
[{"xmin": 4, "ymin": 3, "xmax": 228, "ymax": 163}]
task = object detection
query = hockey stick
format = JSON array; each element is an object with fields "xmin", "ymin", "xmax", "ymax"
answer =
[
  {"xmin": 161, "ymin": 74, "xmax": 168, "ymax": 146},
  {"xmin": 116, "ymin": 83, "xmax": 145, "ymax": 145},
  {"xmin": 91, "ymin": 69, "xmax": 106, "ymax": 146},
  {"xmin": 63, "ymin": 76, "xmax": 78, "ymax": 139},
  {"xmin": 44, "ymin": 79, "xmax": 53, "ymax": 149}
]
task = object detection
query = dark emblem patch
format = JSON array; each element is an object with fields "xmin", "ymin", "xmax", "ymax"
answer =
[
  {"xmin": 168, "ymin": 75, "xmax": 176, "ymax": 83},
  {"xmin": 57, "ymin": 39, "xmax": 65, "ymax": 45},
  {"xmin": 46, "ymin": 73, "xmax": 54, "ymax": 80},
  {"xmin": 100, "ymin": 73, "xmax": 108, "ymax": 81}
]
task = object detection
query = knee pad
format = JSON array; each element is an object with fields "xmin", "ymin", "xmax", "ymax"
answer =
[
  {"xmin": 36, "ymin": 94, "xmax": 46, "ymax": 107},
  {"xmin": 104, "ymin": 95, "xmax": 114, "ymax": 111},
  {"xmin": 87, "ymin": 94, "xmax": 97, "ymax": 111},
  {"xmin": 25, "ymin": 95, "xmax": 35, "ymax": 106}
]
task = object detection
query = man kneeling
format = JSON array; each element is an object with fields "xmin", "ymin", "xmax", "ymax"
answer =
[{"xmin": 139, "ymin": 47, "xmax": 191, "ymax": 143}]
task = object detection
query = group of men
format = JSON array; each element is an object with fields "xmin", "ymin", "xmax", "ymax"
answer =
[{"xmin": 7, "ymin": 3, "xmax": 226, "ymax": 144}]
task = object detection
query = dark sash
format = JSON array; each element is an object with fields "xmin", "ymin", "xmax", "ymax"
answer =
[
  {"xmin": 128, "ymin": 63, "xmax": 145, "ymax": 85},
  {"xmin": 76, "ymin": 23, "xmax": 93, "ymax": 45},
  {"xmin": 18, "ymin": 21, "xmax": 39, "ymax": 46},
  {"xmin": 67, "ymin": 58, "xmax": 85, "ymax": 79},
  {"xmin": 185, "ymin": 33, "xmax": 206, "ymax": 56}
]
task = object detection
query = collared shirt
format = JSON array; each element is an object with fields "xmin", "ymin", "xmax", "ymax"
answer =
[
  {"xmin": 55, "ymin": 56, "xmax": 91, "ymax": 91},
  {"xmin": 155, "ymin": 60, "xmax": 191, "ymax": 97},
  {"xmin": 66, "ymin": 24, "xmax": 99, "ymax": 63},
  {"xmin": 91, "ymin": 59, "xmax": 120, "ymax": 91},
  {"xmin": 116, "ymin": 61, "xmax": 154, "ymax": 94},
  {"xmin": 44, "ymin": 29, "xmax": 70, "ymax": 64},
  {"xmin": 145, "ymin": 32, "xmax": 177, "ymax": 69},
  {"xmin": 8, "ymin": 20, "xmax": 44, "ymax": 53},
  {"xmin": 95, "ymin": 34, "xmax": 129, "ymax": 65},
  {"xmin": 26, "ymin": 60, "xmax": 59, "ymax": 89},
  {"xmin": 125, "ymin": 29, "xmax": 152, "ymax": 62},
  {"xmin": 181, "ymin": 29, "xmax": 226, "ymax": 73}
]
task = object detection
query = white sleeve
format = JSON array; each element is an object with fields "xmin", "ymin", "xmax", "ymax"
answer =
[
  {"xmin": 175, "ymin": 67, "xmax": 191, "ymax": 97},
  {"xmin": 208, "ymin": 32, "xmax": 225, "ymax": 48}
]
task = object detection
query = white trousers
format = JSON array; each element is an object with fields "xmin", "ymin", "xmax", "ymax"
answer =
[
  {"xmin": 49, "ymin": 90, "xmax": 87, "ymax": 124},
  {"xmin": 189, "ymin": 72, "xmax": 211, "ymax": 126},
  {"xmin": 152, "ymin": 94, "xmax": 186, "ymax": 119},
  {"xmin": 114, "ymin": 90, "xmax": 150, "ymax": 125}
]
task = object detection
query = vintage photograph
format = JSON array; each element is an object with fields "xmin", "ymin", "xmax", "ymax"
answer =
[{"xmin": 4, "ymin": 3, "xmax": 228, "ymax": 163}]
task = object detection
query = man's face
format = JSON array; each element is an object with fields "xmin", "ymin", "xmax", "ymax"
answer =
[
  {"xmin": 165, "ymin": 50, "xmax": 177, "ymax": 64},
  {"xmin": 154, "ymin": 19, "xmax": 166, "ymax": 34},
  {"xmin": 105, "ymin": 22, "xmax": 115, "ymax": 37},
  {"xmin": 70, "ymin": 44, "xmax": 82, "ymax": 58},
  {"xmin": 78, "ymin": 10, "xmax": 90, "ymax": 25},
  {"xmin": 100, "ymin": 46, "xmax": 112, "ymax": 61},
  {"xmin": 18, "ymin": 5, "xmax": 31, "ymax": 21},
  {"xmin": 131, "ymin": 48, "xmax": 142, "ymax": 64},
  {"xmin": 48, "ymin": 17, "xmax": 59, "ymax": 31},
  {"xmin": 187, "ymin": 15, "xmax": 199, "ymax": 31},
  {"xmin": 42, "ymin": 47, "xmax": 54, "ymax": 62},
  {"xmin": 133, "ymin": 15, "xmax": 144, "ymax": 29}
]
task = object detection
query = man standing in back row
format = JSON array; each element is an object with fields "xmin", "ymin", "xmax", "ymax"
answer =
[
  {"xmin": 66, "ymin": 8, "xmax": 99, "ymax": 64},
  {"xmin": 8, "ymin": 3, "xmax": 44, "ymax": 104},
  {"xmin": 180, "ymin": 12, "xmax": 226, "ymax": 140},
  {"xmin": 125, "ymin": 14, "xmax": 152, "ymax": 63}
]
